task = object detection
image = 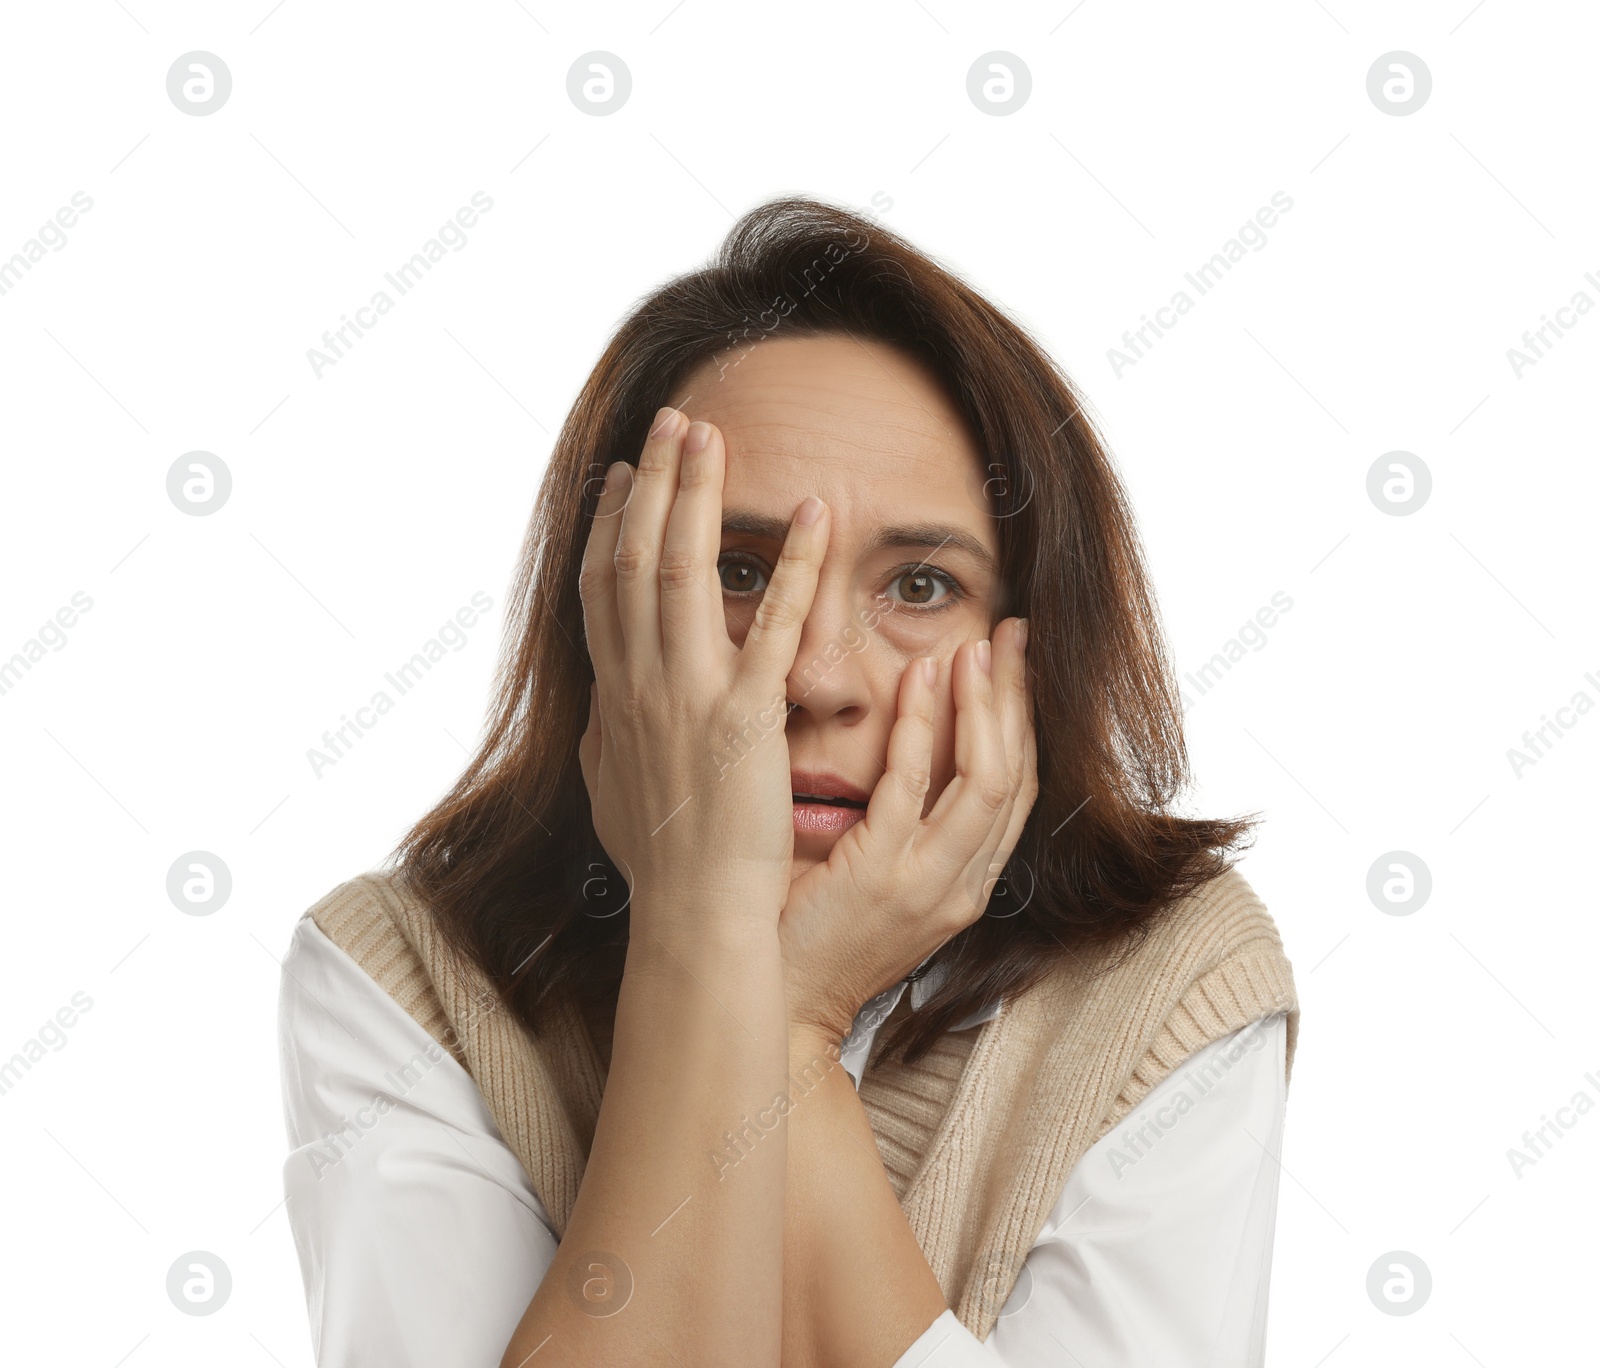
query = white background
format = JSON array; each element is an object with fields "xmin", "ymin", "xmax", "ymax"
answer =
[{"xmin": 1, "ymin": 1, "xmax": 1595, "ymax": 1364}]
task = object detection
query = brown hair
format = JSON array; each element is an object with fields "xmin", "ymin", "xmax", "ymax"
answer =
[{"xmin": 390, "ymin": 194, "xmax": 1256, "ymax": 1067}]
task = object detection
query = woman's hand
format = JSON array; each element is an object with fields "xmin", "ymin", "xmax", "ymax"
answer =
[
  {"xmin": 778, "ymin": 618, "xmax": 1037, "ymax": 1046},
  {"xmin": 577, "ymin": 407, "xmax": 830, "ymax": 934}
]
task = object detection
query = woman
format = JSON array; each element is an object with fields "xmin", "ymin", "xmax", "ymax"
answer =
[{"xmin": 278, "ymin": 196, "xmax": 1299, "ymax": 1367}]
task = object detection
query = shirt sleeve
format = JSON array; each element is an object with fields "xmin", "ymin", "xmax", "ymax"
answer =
[
  {"xmin": 891, "ymin": 1012, "xmax": 1290, "ymax": 1368},
  {"xmin": 277, "ymin": 915, "xmax": 560, "ymax": 1368}
]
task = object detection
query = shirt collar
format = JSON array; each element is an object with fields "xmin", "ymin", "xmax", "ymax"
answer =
[{"xmin": 835, "ymin": 955, "xmax": 1004, "ymax": 1090}]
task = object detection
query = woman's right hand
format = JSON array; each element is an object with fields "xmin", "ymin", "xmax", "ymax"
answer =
[
  {"xmin": 778, "ymin": 624, "xmax": 1037, "ymax": 1047},
  {"xmin": 577, "ymin": 406, "xmax": 830, "ymax": 935}
]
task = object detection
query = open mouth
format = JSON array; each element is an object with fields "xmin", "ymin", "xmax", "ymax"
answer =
[{"xmin": 792, "ymin": 794, "xmax": 867, "ymax": 809}]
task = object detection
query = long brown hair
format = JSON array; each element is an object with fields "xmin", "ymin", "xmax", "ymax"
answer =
[{"xmin": 390, "ymin": 194, "xmax": 1256, "ymax": 1067}]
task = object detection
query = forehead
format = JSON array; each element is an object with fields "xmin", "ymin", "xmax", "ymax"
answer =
[{"xmin": 678, "ymin": 333, "xmax": 994, "ymax": 540}]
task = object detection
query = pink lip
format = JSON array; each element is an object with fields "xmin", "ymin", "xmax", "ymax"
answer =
[
  {"xmin": 789, "ymin": 768, "xmax": 870, "ymax": 839},
  {"xmin": 792, "ymin": 800, "xmax": 865, "ymax": 836},
  {"xmin": 789, "ymin": 769, "xmax": 871, "ymax": 805}
]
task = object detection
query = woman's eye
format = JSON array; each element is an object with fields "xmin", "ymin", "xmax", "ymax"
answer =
[
  {"xmin": 718, "ymin": 556, "xmax": 768, "ymax": 595},
  {"xmin": 889, "ymin": 569, "xmax": 953, "ymax": 607},
  {"xmin": 717, "ymin": 555, "xmax": 963, "ymax": 611}
]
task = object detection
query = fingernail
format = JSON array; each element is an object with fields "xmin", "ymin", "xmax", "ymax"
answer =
[
  {"xmin": 685, "ymin": 420, "xmax": 712, "ymax": 453},
  {"xmin": 649, "ymin": 405, "xmax": 680, "ymax": 439},
  {"xmin": 603, "ymin": 461, "xmax": 628, "ymax": 493},
  {"xmin": 795, "ymin": 494, "xmax": 824, "ymax": 526},
  {"xmin": 921, "ymin": 657, "xmax": 937, "ymax": 687},
  {"xmin": 1017, "ymin": 618, "xmax": 1029, "ymax": 651},
  {"xmin": 977, "ymin": 640, "xmax": 992, "ymax": 676}
]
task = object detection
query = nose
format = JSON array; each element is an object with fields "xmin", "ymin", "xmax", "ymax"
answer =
[{"xmin": 784, "ymin": 573, "xmax": 873, "ymax": 724}]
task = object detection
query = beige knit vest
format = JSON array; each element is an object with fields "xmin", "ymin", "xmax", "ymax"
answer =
[{"xmin": 304, "ymin": 863, "xmax": 1299, "ymax": 1341}]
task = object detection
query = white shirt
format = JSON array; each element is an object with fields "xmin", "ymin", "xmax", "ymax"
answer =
[{"xmin": 278, "ymin": 917, "xmax": 1288, "ymax": 1367}]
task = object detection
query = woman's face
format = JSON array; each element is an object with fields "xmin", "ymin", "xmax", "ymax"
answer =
[{"xmin": 677, "ymin": 333, "xmax": 1005, "ymax": 880}]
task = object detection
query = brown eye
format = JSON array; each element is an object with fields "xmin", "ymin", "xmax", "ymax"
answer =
[
  {"xmin": 718, "ymin": 556, "xmax": 767, "ymax": 594},
  {"xmin": 890, "ymin": 569, "xmax": 954, "ymax": 608}
]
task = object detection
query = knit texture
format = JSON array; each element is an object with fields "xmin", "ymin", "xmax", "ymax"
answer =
[{"xmin": 302, "ymin": 862, "xmax": 1299, "ymax": 1342}]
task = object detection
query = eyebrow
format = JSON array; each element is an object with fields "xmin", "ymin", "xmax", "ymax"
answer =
[{"xmin": 721, "ymin": 510, "xmax": 997, "ymax": 575}]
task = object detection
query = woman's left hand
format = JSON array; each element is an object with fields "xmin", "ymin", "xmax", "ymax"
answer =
[{"xmin": 778, "ymin": 617, "xmax": 1038, "ymax": 1048}]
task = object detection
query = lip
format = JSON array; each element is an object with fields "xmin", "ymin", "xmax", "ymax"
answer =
[
  {"xmin": 792, "ymin": 801, "xmax": 864, "ymax": 836},
  {"xmin": 789, "ymin": 770, "xmax": 871, "ymax": 806},
  {"xmin": 790, "ymin": 769, "xmax": 870, "ymax": 840}
]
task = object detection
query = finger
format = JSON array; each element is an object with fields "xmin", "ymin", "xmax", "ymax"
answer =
[
  {"xmin": 735, "ymin": 494, "xmax": 830, "ymax": 689},
  {"xmin": 578, "ymin": 460, "xmax": 635, "ymax": 683},
  {"xmin": 856, "ymin": 655, "xmax": 939, "ymax": 858},
  {"xmin": 990, "ymin": 619, "xmax": 1027, "ymax": 800},
  {"xmin": 613, "ymin": 405, "xmax": 687, "ymax": 671},
  {"xmin": 988, "ymin": 618, "xmax": 1039, "ymax": 867},
  {"xmin": 968, "ymin": 628, "xmax": 1032, "ymax": 886},
  {"xmin": 922, "ymin": 638, "xmax": 1013, "ymax": 884},
  {"xmin": 659, "ymin": 419, "xmax": 728, "ymax": 677}
]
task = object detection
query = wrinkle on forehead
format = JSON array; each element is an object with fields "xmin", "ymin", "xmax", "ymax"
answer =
[{"xmin": 681, "ymin": 334, "xmax": 981, "ymax": 488}]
